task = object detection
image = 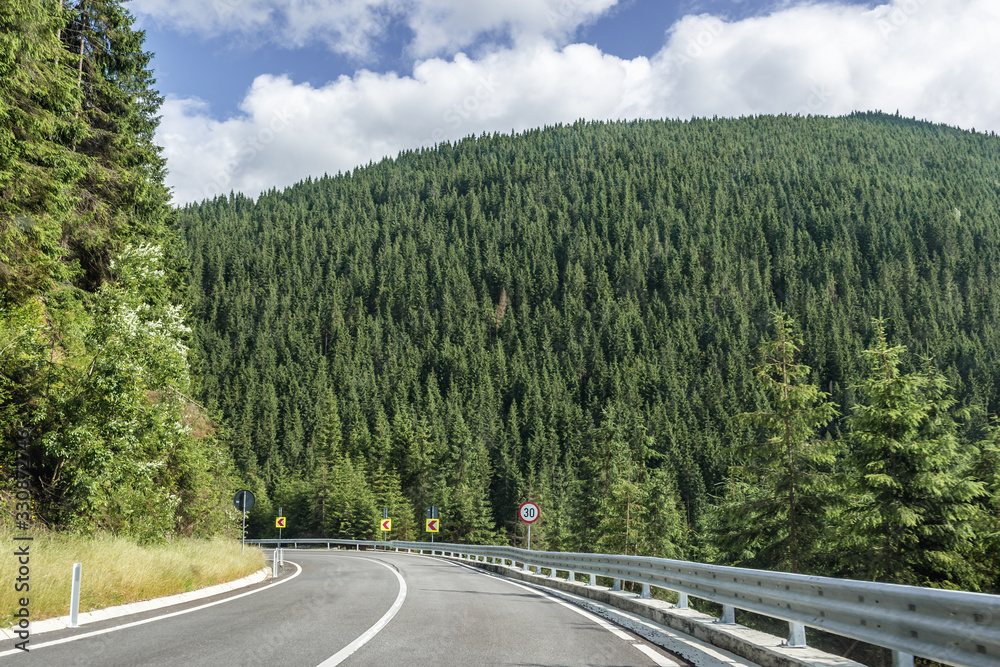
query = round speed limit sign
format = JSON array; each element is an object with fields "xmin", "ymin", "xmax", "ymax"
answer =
[{"xmin": 518, "ymin": 501, "xmax": 540, "ymax": 524}]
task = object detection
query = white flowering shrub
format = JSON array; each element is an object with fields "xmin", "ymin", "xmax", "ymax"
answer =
[{"xmin": 4, "ymin": 244, "xmax": 235, "ymax": 541}]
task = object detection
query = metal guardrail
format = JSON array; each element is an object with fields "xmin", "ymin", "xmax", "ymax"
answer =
[{"xmin": 247, "ymin": 538, "xmax": 1000, "ymax": 667}]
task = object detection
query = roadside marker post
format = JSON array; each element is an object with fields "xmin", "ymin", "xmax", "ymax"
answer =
[
  {"xmin": 69, "ymin": 563, "xmax": 82, "ymax": 628},
  {"xmin": 276, "ymin": 507, "xmax": 285, "ymax": 550}
]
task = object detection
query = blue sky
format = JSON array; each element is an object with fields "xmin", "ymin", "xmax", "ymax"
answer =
[
  {"xmin": 127, "ymin": 0, "xmax": 999, "ymax": 204},
  {"xmin": 141, "ymin": 1, "xmax": 795, "ymax": 117}
]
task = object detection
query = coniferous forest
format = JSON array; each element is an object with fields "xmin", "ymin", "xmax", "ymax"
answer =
[
  {"xmin": 4, "ymin": 0, "xmax": 1000, "ymax": 596},
  {"xmin": 179, "ymin": 114, "xmax": 1000, "ymax": 591}
]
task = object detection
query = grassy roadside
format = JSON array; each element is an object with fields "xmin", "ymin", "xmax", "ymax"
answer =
[{"xmin": 2, "ymin": 531, "xmax": 265, "ymax": 626}]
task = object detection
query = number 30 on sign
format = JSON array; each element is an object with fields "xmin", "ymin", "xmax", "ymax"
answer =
[{"xmin": 518, "ymin": 501, "xmax": 539, "ymax": 523}]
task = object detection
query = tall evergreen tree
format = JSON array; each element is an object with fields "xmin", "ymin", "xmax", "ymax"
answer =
[
  {"xmin": 0, "ymin": 0, "xmax": 86, "ymax": 304},
  {"xmin": 844, "ymin": 320, "xmax": 984, "ymax": 587},
  {"xmin": 709, "ymin": 311, "xmax": 839, "ymax": 573}
]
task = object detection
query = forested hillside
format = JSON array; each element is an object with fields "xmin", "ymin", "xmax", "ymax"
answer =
[
  {"xmin": 1, "ymin": 0, "xmax": 238, "ymax": 540},
  {"xmin": 180, "ymin": 114, "xmax": 1000, "ymax": 590}
]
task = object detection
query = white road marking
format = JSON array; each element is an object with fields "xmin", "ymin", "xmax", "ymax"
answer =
[
  {"xmin": 0, "ymin": 561, "xmax": 303, "ymax": 658},
  {"xmin": 443, "ymin": 557, "xmax": 679, "ymax": 666},
  {"xmin": 315, "ymin": 557, "xmax": 408, "ymax": 666},
  {"xmin": 635, "ymin": 642, "xmax": 681, "ymax": 666}
]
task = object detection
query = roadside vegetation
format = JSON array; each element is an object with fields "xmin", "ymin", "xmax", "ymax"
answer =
[{"xmin": 0, "ymin": 528, "xmax": 264, "ymax": 626}]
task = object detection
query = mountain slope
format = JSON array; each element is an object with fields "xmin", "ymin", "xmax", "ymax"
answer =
[{"xmin": 179, "ymin": 113, "xmax": 1000, "ymax": 580}]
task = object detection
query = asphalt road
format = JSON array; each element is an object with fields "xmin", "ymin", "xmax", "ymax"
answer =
[{"xmin": 2, "ymin": 550, "xmax": 684, "ymax": 666}]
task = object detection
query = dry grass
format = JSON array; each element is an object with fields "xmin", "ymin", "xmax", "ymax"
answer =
[{"xmin": 2, "ymin": 531, "xmax": 264, "ymax": 626}]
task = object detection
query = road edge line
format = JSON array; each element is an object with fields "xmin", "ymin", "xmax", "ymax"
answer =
[{"xmin": 0, "ymin": 561, "xmax": 303, "ymax": 657}]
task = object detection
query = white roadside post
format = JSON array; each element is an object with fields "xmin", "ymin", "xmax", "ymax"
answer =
[{"xmin": 69, "ymin": 563, "xmax": 82, "ymax": 628}]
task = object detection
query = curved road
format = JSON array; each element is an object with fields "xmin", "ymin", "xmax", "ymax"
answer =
[{"xmin": 3, "ymin": 550, "xmax": 682, "ymax": 666}]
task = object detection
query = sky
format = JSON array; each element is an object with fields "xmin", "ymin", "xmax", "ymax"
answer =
[{"xmin": 127, "ymin": 0, "xmax": 1000, "ymax": 205}]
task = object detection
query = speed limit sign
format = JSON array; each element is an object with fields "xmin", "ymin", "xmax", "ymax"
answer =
[{"xmin": 519, "ymin": 501, "xmax": 540, "ymax": 523}]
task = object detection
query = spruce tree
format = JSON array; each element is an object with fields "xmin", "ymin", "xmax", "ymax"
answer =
[
  {"xmin": 710, "ymin": 311, "xmax": 838, "ymax": 573},
  {"xmin": 0, "ymin": 0, "xmax": 86, "ymax": 304},
  {"xmin": 844, "ymin": 320, "xmax": 984, "ymax": 587}
]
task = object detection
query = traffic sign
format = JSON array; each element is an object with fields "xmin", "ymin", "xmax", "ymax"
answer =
[
  {"xmin": 381, "ymin": 519, "xmax": 392, "ymax": 531},
  {"xmin": 233, "ymin": 490, "xmax": 255, "ymax": 512},
  {"xmin": 519, "ymin": 501, "xmax": 540, "ymax": 523},
  {"xmin": 425, "ymin": 518, "xmax": 439, "ymax": 532},
  {"xmin": 276, "ymin": 516, "xmax": 286, "ymax": 528}
]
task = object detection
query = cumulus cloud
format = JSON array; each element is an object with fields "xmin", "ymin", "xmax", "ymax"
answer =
[
  {"xmin": 131, "ymin": 0, "xmax": 619, "ymax": 59},
  {"xmin": 160, "ymin": 0, "xmax": 1000, "ymax": 204}
]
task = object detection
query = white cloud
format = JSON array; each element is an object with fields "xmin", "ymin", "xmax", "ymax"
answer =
[
  {"xmin": 130, "ymin": 0, "xmax": 276, "ymax": 36},
  {"xmin": 131, "ymin": 0, "xmax": 619, "ymax": 59},
  {"xmin": 160, "ymin": 0, "xmax": 1000, "ymax": 204},
  {"xmin": 402, "ymin": 0, "xmax": 619, "ymax": 56}
]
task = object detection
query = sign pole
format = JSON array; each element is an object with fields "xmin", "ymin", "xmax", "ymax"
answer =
[
  {"xmin": 527, "ymin": 523, "xmax": 531, "ymax": 550},
  {"xmin": 234, "ymin": 490, "xmax": 255, "ymax": 554},
  {"xmin": 278, "ymin": 506, "xmax": 282, "ymax": 548}
]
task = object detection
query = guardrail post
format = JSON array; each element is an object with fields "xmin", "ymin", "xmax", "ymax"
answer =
[
  {"xmin": 786, "ymin": 622, "xmax": 807, "ymax": 647},
  {"xmin": 719, "ymin": 605, "xmax": 736, "ymax": 624},
  {"xmin": 69, "ymin": 563, "xmax": 82, "ymax": 628},
  {"xmin": 568, "ymin": 570, "xmax": 575, "ymax": 583},
  {"xmin": 523, "ymin": 561, "xmax": 530, "ymax": 572},
  {"xmin": 549, "ymin": 567, "xmax": 558, "ymax": 579},
  {"xmin": 589, "ymin": 573, "xmax": 596, "ymax": 586},
  {"xmin": 641, "ymin": 583, "xmax": 650, "ymax": 599},
  {"xmin": 676, "ymin": 592, "xmax": 688, "ymax": 609},
  {"xmin": 612, "ymin": 578, "xmax": 622, "ymax": 591},
  {"xmin": 892, "ymin": 651, "xmax": 914, "ymax": 667}
]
